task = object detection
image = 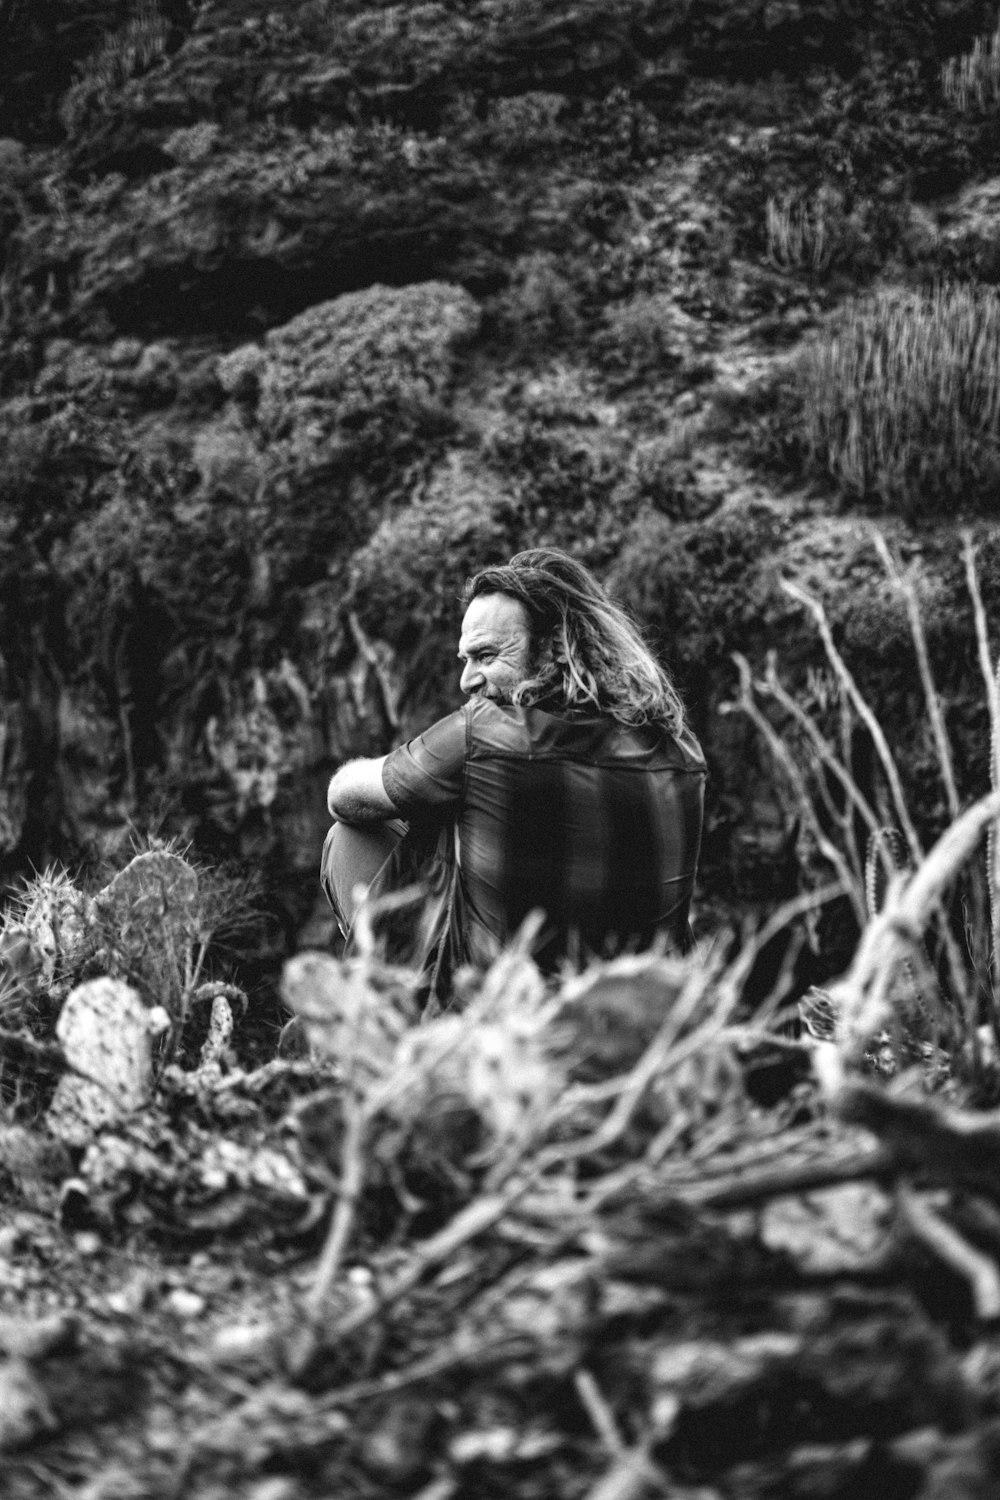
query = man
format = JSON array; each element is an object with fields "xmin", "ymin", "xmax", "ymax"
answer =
[{"xmin": 322, "ymin": 548, "xmax": 706, "ymax": 989}]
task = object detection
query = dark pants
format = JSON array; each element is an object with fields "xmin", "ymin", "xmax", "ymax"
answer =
[{"xmin": 320, "ymin": 818, "xmax": 408, "ymax": 935}]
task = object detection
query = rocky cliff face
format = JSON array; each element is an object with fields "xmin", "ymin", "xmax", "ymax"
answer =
[{"xmin": 2, "ymin": 0, "xmax": 1000, "ymax": 972}]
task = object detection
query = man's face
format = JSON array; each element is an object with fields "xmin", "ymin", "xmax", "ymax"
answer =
[{"xmin": 458, "ymin": 593, "xmax": 533, "ymax": 703}]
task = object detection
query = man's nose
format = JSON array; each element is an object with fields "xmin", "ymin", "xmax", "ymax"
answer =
[{"xmin": 460, "ymin": 660, "xmax": 482, "ymax": 695}]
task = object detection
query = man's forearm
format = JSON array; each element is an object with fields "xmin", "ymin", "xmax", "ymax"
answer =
[{"xmin": 327, "ymin": 755, "xmax": 398, "ymax": 824}]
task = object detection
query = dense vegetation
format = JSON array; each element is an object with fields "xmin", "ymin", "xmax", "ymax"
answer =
[{"xmin": 2, "ymin": 0, "xmax": 1000, "ymax": 970}]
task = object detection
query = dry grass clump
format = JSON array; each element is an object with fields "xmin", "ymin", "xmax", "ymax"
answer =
[
  {"xmin": 60, "ymin": 0, "xmax": 169, "ymax": 134},
  {"xmin": 797, "ymin": 283, "xmax": 1000, "ymax": 515},
  {"xmin": 766, "ymin": 190, "xmax": 836, "ymax": 273},
  {"xmin": 942, "ymin": 20, "xmax": 1000, "ymax": 111}
]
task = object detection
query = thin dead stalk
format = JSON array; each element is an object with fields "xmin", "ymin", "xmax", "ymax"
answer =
[
  {"xmin": 963, "ymin": 532, "xmax": 1000, "ymax": 998},
  {"xmin": 316, "ymin": 1332, "xmax": 534, "ymax": 1407},
  {"xmin": 576, "ymin": 1370, "xmax": 667, "ymax": 1500},
  {"xmin": 305, "ymin": 1185, "xmax": 529, "ymax": 1358},
  {"xmin": 676, "ymin": 1145, "xmax": 894, "ymax": 1210},
  {"xmin": 897, "ymin": 1183, "xmax": 1000, "ymax": 1319},
  {"xmin": 728, "ymin": 655, "xmax": 866, "ymax": 925},
  {"xmin": 782, "ymin": 579, "xmax": 923, "ymax": 864},
  {"xmin": 759, "ymin": 660, "xmax": 872, "ymax": 891},
  {"xmin": 716, "ymin": 879, "xmax": 848, "ymax": 1009},
  {"xmin": 831, "ymin": 790, "xmax": 1000, "ymax": 1060},
  {"xmin": 542, "ymin": 974, "xmax": 736, "ymax": 1169},
  {"xmin": 872, "ymin": 534, "xmax": 960, "ymax": 821},
  {"xmin": 303, "ymin": 1107, "xmax": 368, "ymax": 1329},
  {"xmin": 580, "ymin": 1444, "xmax": 664, "ymax": 1500}
]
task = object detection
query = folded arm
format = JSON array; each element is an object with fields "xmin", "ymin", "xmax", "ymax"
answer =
[{"xmin": 327, "ymin": 756, "xmax": 399, "ymax": 824}]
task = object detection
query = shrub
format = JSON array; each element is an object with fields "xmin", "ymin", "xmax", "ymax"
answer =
[
  {"xmin": 237, "ymin": 281, "xmax": 481, "ymax": 455},
  {"xmin": 608, "ymin": 503, "xmax": 792, "ymax": 678},
  {"xmin": 52, "ymin": 455, "xmax": 261, "ymax": 728},
  {"xmin": 795, "ymin": 283, "xmax": 1000, "ymax": 515},
  {"xmin": 190, "ymin": 419, "xmax": 265, "ymax": 500},
  {"xmin": 594, "ymin": 292, "xmax": 697, "ymax": 378},
  {"xmin": 482, "ymin": 418, "xmax": 631, "ymax": 565},
  {"xmin": 0, "ymin": 399, "xmax": 117, "ymax": 566},
  {"xmin": 479, "ymin": 92, "xmax": 569, "ymax": 163},
  {"xmin": 622, "ymin": 433, "xmax": 722, "ymax": 522},
  {"xmin": 497, "ymin": 252, "xmax": 584, "ymax": 352},
  {"xmin": 162, "ymin": 122, "xmax": 221, "ymax": 165},
  {"xmin": 214, "ymin": 283, "xmax": 482, "ymax": 591}
]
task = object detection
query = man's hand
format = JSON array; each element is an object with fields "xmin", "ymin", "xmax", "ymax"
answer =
[{"xmin": 327, "ymin": 756, "xmax": 398, "ymax": 824}]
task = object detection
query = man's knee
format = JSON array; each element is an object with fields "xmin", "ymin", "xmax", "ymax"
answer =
[{"xmin": 320, "ymin": 819, "xmax": 407, "ymax": 931}]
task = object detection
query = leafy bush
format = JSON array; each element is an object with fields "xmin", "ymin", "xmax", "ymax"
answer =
[
  {"xmin": 620, "ymin": 433, "xmax": 723, "ymax": 523},
  {"xmin": 161, "ymin": 121, "xmax": 221, "ymax": 166},
  {"xmin": 15, "ymin": 119, "xmax": 500, "ymax": 336},
  {"xmin": 594, "ymin": 292, "xmax": 696, "ymax": 377},
  {"xmin": 795, "ymin": 283, "xmax": 1000, "ymax": 515},
  {"xmin": 719, "ymin": 60, "xmax": 977, "ymax": 262},
  {"xmin": 494, "ymin": 252, "xmax": 585, "ymax": 353},
  {"xmin": 243, "ymin": 281, "xmax": 480, "ymax": 450},
  {"xmin": 482, "ymin": 418, "xmax": 633, "ymax": 565},
  {"xmin": 54, "ymin": 461, "xmax": 254, "ymax": 654},
  {"xmin": 608, "ymin": 503, "xmax": 793, "ymax": 680},
  {"xmin": 48, "ymin": 443, "xmax": 268, "ymax": 809},
  {"xmin": 216, "ymin": 282, "xmax": 482, "ymax": 589},
  {"xmin": 478, "ymin": 91, "xmax": 569, "ymax": 162}
]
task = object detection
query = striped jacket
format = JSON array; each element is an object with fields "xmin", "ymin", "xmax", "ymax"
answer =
[{"xmin": 381, "ymin": 697, "xmax": 706, "ymax": 973}]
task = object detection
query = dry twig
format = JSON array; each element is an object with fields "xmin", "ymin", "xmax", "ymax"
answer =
[{"xmin": 896, "ymin": 1182, "xmax": 1000, "ymax": 1319}]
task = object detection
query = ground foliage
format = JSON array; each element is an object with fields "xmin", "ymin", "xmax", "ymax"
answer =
[{"xmin": 6, "ymin": 824, "xmax": 1000, "ymax": 1497}]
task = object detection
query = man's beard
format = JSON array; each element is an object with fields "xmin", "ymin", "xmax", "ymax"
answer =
[
  {"xmin": 471, "ymin": 665, "xmax": 539, "ymax": 708},
  {"xmin": 472, "ymin": 685, "xmax": 515, "ymax": 705}
]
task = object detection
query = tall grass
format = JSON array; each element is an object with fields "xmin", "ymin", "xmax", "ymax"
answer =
[
  {"xmin": 60, "ymin": 1, "xmax": 169, "ymax": 134},
  {"xmin": 797, "ymin": 284, "xmax": 1000, "ymax": 515},
  {"xmin": 942, "ymin": 20, "xmax": 1000, "ymax": 111},
  {"xmin": 765, "ymin": 191, "xmax": 835, "ymax": 273}
]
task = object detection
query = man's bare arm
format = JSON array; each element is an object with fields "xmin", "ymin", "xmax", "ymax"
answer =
[{"xmin": 327, "ymin": 756, "xmax": 398, "ymax": 824}]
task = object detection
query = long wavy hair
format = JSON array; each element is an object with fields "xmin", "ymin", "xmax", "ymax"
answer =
[{"xmin": 463, "ymin": 548, "xmax": 687, "ymax": 733}]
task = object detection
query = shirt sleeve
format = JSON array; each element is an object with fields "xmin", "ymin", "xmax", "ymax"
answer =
[{"xmin": 381, "ymin": 707, "xmax": 467, "ymax": 816}]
